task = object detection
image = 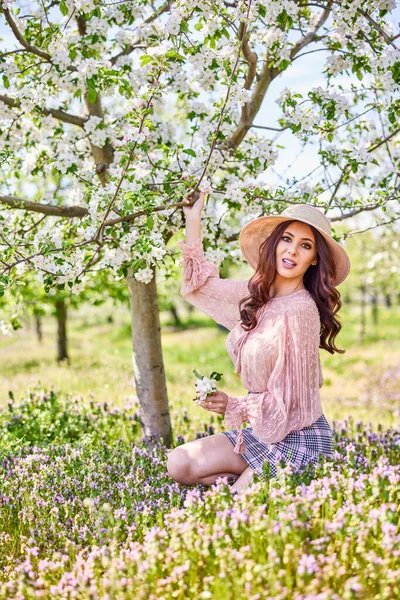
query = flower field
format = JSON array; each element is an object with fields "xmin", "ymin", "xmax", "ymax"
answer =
[{"xmin": 0, "ymin": 388, "xmax": 399, "ymax": 599}]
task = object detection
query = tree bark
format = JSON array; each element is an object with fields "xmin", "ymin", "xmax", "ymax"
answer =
[
  {"xmin": 55, "ymin": 299, "xmax": 69, "ymax": 362},
  {"xmin": 126, "ymin": 266, "xmax": 172, "ymax": 450},
  {"xmin": 34, "ymin": 312, "xmax": 43, "ymax": 343},
  {"xmin": 170, "ymin": 304, "xmax": 181, "ymax": 327},
  {"xmin": 371, "ymin": 292, "xmax": 378, "ymax": 325},
  {"xmin": 360, "ymin": 284, "xmax": 366, "ymax": 342}
]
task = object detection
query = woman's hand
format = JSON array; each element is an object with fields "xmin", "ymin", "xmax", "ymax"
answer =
[
  {"xmin": 197, "ymin": 389, "xmax": 229, "ymax": 416},
  {"xmin": 182, "ymin": 190, "xmax": 207, "ymax": 220}
]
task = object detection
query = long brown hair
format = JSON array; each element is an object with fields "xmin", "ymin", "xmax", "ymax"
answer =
[{"xmin": 238, "ymin": 219, "xmax": 345, "ymax": 354}]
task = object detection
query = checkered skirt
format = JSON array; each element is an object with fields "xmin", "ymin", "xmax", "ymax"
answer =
[{"xmin": 222, "ymin": 399, "xmax": 333, "ymax": 479}]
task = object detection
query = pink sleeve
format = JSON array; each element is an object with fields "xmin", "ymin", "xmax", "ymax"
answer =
[
  {"xmin": 224, "ymin": 305, "xmax": 323, "ymax": 453},
  {"xmin": 319, "ymin": 355, "xmax": 324, "ymax": 389},
  {"xmin": 177, "ymin": 236, "xmax": 249, "ymax": 331}
]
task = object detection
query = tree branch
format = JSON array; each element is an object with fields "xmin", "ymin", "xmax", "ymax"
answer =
[
  {"xmin": 326, "ymin": 127, "xmax": 400, "ymax": 209},
  {"xmin": 110, "ymin": 0, "xmax": 172, "ymax": 65},
  {"xmin": 0, "ymin": 195, "xmax": 88, "ymax": 218},
  {"xmin": 330, "ymin": 202, "xmax": 384, "ymax": 221},
  {"xmin": 2, "ymin": 6, "xmax": 52, "ymax": 61},
  {"xmin": 76, "ymin": 14, "xmax": 114, "ymax": 183},
  {"xmin": 238, "ymin": 21, "xmax": 258, "ymax": 91},
  {"xmin": 251, "ymin": 123, "xmax": 290, "ymax": 132},
  {"xmin": 347, "ymin": 214, "xmax": 400, "ymax": 235},
  {"xmin": 224, "ymin": 4, "xmax": 332, "ymax": 149},
  {"xmin": 368, "ymin": 127, "xmax": 400, "ymax": 153},
  {"xmin": 356, "ymin": 7, "xmax": 399, "ymax": 50},
  {"xmin": 0, "ymin": 94, "xmax": 87, "ymax": 127},
  {"xmin": 289, "ymin": 3, "xmax": 332, "ymax": 60}
]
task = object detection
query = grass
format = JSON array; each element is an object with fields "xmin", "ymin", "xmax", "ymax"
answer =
[
  {"xmin": 0, "ymin": 299, "xmax": 399, "ymax": 432},
  {"xmin": 0, "ymin": 388, "xmax": 399, "ymax": 598},
  {"xmin": 0, "ymin": 300, "xmax": 399, "ymax": 598}
]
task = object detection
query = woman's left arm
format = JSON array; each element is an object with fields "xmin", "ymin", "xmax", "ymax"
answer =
[{"xmin": 223, "ymin": 304, "xmax": 323, "ymax": 451}]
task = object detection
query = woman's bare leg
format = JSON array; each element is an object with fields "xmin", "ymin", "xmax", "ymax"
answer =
[
  {"xmin": 167, "ymin": 432, "xmax": 248, "ymax": 486},
  {"xmin": 230, "ymin": 466, "xmax": 255, "ymax": 492},
  {"xmin": 197, "ymin": 472, "xmax": 239, "ymax": 485}
]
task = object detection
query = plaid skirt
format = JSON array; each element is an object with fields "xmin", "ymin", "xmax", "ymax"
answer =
[{"xmin": 222, "ymin": 409, "xmax": 333, "ymax": 480}]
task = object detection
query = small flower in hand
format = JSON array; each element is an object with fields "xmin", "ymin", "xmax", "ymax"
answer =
[{"xmin": 193, "ymin": 369, "xmax": 229, "ymax": 416}]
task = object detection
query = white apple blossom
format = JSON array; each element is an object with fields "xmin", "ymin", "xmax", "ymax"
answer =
[
  {"xmin": 325, "ymin": 55, "xmax": 351, "ymax": 76},
  {"xmin": 0, "ymin": 0, "xmax": 397, "ymax": 315},
  {"xmin": 204, "ymin": 248, "xmax": 226, "ymax": 267},
  {"xmin": 164, "ymin": 9, "xmax": 185, "ymax": 36},
  {"xmin": 134, "ymin": 266, "xmax": 154, "ymax": 284},
  {"xmin": 193, "ymin": 370, "xmax": 223, "ymax": 404},
  {"xmin": 0, "ymin": 320, "xmax": 12, "ymax": 336}
]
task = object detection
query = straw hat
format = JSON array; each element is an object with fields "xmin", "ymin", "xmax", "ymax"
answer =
[{"xmin": 239, "ymin": 204, "xmax": 350, "ymax": 286}]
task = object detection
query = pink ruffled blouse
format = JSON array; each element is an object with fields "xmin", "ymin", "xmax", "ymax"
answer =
[{"xmin": 177, "ymin": 236, "xmax": 324, "ymax": 455}]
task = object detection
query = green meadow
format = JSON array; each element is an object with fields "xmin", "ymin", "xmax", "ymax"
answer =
[
  {"xmin": 1, "ymin": 300, "xmax": 399, "ymax": 432},
  {"xmin": 0, "ymin": 300, "xmax": 399, "ymax": 599}
]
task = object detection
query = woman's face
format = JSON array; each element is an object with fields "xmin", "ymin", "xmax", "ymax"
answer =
[{"xmin": 275, "ymin": 221, "xmax": 318, "ymax": 280}]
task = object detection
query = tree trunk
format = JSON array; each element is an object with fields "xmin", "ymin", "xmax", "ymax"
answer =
[
  {"xmin": 360, "ymin": 284, "xmax": 366, "ymax": 342},
  {"xmin": 126, "ymin": 266, "xmax": 172, "ymax": 450},
  {"xmin": 170, "ymin": 304, "xmax": 181, "ymax": 327},
  {"xmin": 34, "ymin": 313, "xmax": 43, "ymax": 343},
  {"xmin": 343, "ymin": 292, "xmax": 351, "ymax": 304},
  {"xmin": 384, "ymin": 293, "xmax": 391, "ymax": 307},
  {"xmin": 55, "ymin": 299, "xmax": 69, "ymax": 362},
  {"xmin": 371, "ymin": 292, "xmax": 378, "ymax": 326}
]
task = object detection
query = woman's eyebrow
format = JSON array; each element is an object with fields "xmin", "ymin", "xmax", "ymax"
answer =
[{"xmin": 284, "ymin": 231, "xmax": 315, "ymax": 244}]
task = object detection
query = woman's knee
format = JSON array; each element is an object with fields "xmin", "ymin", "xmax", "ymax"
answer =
[{"xmin": 167, "ymin": 447, "xmax": 195, "ymax": 484}]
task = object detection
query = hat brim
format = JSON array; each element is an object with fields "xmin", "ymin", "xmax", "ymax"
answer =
[{"xmin": 239, "ymin": 215, "xmax": 351, "ymax": 287}]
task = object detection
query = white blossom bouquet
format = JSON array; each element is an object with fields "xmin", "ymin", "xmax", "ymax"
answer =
[{"xmin": 192, "ymin": 369, "xmax": 223, "ymax": 405}]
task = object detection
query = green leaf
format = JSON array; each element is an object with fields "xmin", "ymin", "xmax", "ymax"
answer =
[
  {"xmin": 146, "ymin": 216, "xmax": 154, "ymax": 230},
  {"xmin": 86, "ymin": 87, "xmax": 97, "ymax": 104},
  {"xmin": 2, "ymin": 75, "xmax": 10, "ymax": 89},
  {"xmin": 165, "ymin": 50, "xmax": 186, "ymax": 63},
  {"xmin": 391, "ymin": 61, "xmax": 400, "ymax": 84},
  {"xmin": 183, "ymin": 148, "xmax": 196, "ymax": 157},
  {"xmin": 60, "ymin": 0, "xmax": 68, "ymax": 15},
  {"xmin": 209, "ymin": 371, "xmax": 223, "ymax": 381},
  {"xmin": 193, "ymin": 368, "xmax": 204, "ymax": 380},
  {"xmin": 140, "ymin": 55, "xmax": 153, "ymax": 66}
]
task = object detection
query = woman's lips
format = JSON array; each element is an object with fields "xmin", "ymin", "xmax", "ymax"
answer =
[{"xmin": 282, "ymin": 258, "xmax": 297, "ymax": 269}]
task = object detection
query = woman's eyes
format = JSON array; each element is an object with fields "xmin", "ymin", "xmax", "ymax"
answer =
[{"xmin": 281, "ymin": 236, "xmax": 312, "ymax": 249}]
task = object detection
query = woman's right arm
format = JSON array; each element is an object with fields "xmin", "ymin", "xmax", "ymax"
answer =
[{"xmin": 178, "ymin": 192, "xmax": 249, "ymax": 331}]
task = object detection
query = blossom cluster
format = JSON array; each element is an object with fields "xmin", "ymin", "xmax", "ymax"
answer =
[{"xmin": 0, "ymin": 0, "xmax": 398, "ymax": 307}]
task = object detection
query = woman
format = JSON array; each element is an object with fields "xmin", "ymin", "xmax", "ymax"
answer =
[{"xmin": 167, "ymin": 192, "xmax": 350, "ymax": 494}]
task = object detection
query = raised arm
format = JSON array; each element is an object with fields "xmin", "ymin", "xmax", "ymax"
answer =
[
  {"xmin": 224, "ymin": 302, "xmax": 323, "ymax": 453},
  {"xmin": 178, "ymin": 192, "xmax": 249, "ymax": 331}
]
